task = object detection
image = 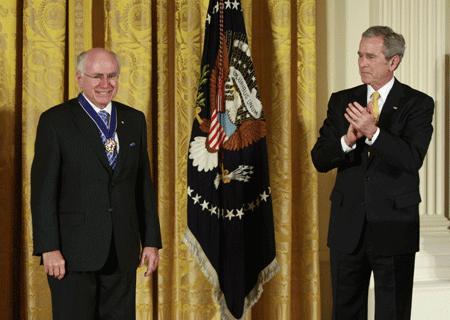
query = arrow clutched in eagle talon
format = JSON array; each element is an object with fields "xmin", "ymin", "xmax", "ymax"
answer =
[{"xmin": 195, "ymin": 107, "xmax": 204, "ymax": 125}]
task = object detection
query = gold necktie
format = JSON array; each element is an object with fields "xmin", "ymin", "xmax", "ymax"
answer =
[
  {"xmin": 368, "ymin": 91, "xmax": 380, "ymax": 158},
  {"xmin": 371, "ymin": 91, "xmax": 380, "ymax": 121}
]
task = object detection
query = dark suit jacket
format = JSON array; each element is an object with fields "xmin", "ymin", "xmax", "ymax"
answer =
[
  {"xmin": 311, "ymin": 79, "xmax": 434, "ymax": 255},
  {"xmin": 31, "ymin": 98, "xmax": 162, "ymax": 272}
]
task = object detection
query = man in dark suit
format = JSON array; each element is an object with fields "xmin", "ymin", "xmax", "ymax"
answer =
[
  {"xmin": 31, "ymin": 48, "xmax": 162, "ymax": 320},
  {"xmin": 311, "ymin": 26, "xmax": 434, "ymax": 319}
]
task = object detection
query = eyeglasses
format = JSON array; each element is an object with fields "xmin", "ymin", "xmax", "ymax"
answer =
[{"xmin": 83, "ymin": 72, "xmax": 119, "ymax": 82}]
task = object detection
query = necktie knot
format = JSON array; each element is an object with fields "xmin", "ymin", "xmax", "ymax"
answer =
[
  {"xmin": 98, "ymin": 110, "xmax": 110, "ymax": 128},
  {"xmin": 371, "ymin": 91, "xmax": 380, "ymax": 120},
  {"xmin": 371, "ymin": 91, "xmax": 380, "ymax": 100}
]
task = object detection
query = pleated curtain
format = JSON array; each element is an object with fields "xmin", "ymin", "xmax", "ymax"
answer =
[{"xmin": 0, "ymin": 0, "xmax": 319, "ymax": 319}]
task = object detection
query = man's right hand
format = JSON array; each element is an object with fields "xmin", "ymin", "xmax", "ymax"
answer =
[
  {"xmin": 42, "ymin": 250, "xmax": 66, "ymax": 280},
  {"xmin": 344, "ymin": 123, "xmax": 362, "ymax": 147}
]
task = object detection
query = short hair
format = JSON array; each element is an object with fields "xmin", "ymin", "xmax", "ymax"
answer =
[
  {"xmin": 76, "ymin": 49, "xmax": 121, "ymax": 74},
  {"xmin": 362, "ymin": 26, "xmax": 406, "ymax": 60}
]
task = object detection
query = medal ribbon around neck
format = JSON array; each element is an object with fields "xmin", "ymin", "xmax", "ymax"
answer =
[{"xmin": 77, "ymin": 94, "xmax": 117, "ymax": 150}]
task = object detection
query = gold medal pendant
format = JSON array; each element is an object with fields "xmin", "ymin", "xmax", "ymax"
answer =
[{"xmin": 105, "ymin": 138, "xmax": 116, "ymax": 152}]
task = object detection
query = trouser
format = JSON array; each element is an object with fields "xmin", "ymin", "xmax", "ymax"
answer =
[
  {"xmin": 330, "ymin": 224, "xmax": 415, "ymax": 320},
  {"xmin": 48, "ymin": 240, "xmax": 136, "ymax": 320}
]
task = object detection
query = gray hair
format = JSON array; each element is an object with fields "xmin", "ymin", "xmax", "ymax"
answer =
[
  {"xmin": 76, "ymin": 49, "xmax": 121, "ymax": 73},
  {"xmin": 362, "ymin": 26, "xmax": 406, "ymax": 60}
]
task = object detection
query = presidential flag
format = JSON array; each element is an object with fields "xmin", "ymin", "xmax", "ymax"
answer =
[{"xmin": 184, "ymin": 0, "xmax": 279, "ymax": 319}]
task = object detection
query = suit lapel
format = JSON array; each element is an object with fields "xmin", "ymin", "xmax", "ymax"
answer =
[
  {"xmin": 69, "ymin": 99, "xmax": 112, "ymax": 173},
  {"xmin": 113, "ymin": 103, "xmax": 131, "ymax": 177},
  {"xmin": 350, "ymin": 85, "xmax": 367, "ymax": 108},
  {"xmin": 367, "ymin": 79, "xmax": 405, "ymax": 167},
  {"xmin": 378, "ymin": 78, "xmax": 404, "ymax": 127}
]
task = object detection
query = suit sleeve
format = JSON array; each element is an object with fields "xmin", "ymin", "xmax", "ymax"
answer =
[
  {"xmin": 137, "ymin": 112, "xmax": 162, "ymax": 248},
  {"xmin": 311, "ymin": 93, "xmax": 356, "ymax": 172},
  {"xmin": 372, "ymin": 94, "xmax": 434, "ymax": 173},
  {"xmin": 31, "ymin": 112, "xmax": 61, "ymax": 256}
]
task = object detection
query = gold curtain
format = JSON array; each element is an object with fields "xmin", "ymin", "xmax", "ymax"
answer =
[{"xmin": 0, "ymin": 0, "xmax": 319, "ymax": 319}]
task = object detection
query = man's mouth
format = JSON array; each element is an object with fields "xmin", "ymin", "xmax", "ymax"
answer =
[{"xmin": 96, "ymin": 91, "xmax": 112, "ymax": 96}]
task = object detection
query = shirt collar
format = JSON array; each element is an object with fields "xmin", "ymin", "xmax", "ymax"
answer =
[
  {"xmin": 82, "ymin": 93, "xmax": 112, "ymax": 114},
  {"xmin": 367, "ymin": 77, "xmax": 395, "ymax": 103}
]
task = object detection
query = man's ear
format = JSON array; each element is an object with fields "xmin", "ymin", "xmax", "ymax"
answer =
[{"xmin": 389, "ymin": 55, "xmax": 401, "ymax": 71}]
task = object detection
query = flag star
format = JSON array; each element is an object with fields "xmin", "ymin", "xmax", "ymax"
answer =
[
  {"xmin": 225, "ymin": 209, "xmax": 235, "ymax": 220},
  {"xmin": 187, "ymin": 186, "xmax": 193, "ymax": 197},
  {"xmin": 235, "ymin": 208, "xmax": 244, "ymax": 219},
  {"xmin": 248, "ymin": 70, "xmax": 251, "ymax": 74},
  {"xmin": 206, "ymin": 14, "xmax": 211, "ymax": 24},
  {"xmin": 210, "ymin": 206, "xmax": 217, "ymax": 216},
  {"xmin": 224, "ymin": 0, "xmax": 232, "ymax": 9},
  {"xmin": 255, "ymin": 198, "xmax": 261, "ymax": 206},
  {"xmin": 248, "ymin": 202, "xmax": 256, "ymax": 211},
  {"xmin": 192, "ymin": 194, "xmax": 201, "ymax": 204},
  {"xmin": 238, "ymin": 60, "xmax": 242, "ymax": 65},
  {"xmin": 268, "ymin": 186, "xmax": 272, "ymax": 194},
  {"xmin": 232, "ymin": 0, "xmax": 239, "ymax": 10},
  {"xmin": 214, "ymin": 2, "xmax": 219, "ymax": 13},
  {"xmin": 260, "ymin": 191, "xmax": 270, "ymax": 202},
  {"xmin": 200, "ymin": 200, "xmax": 209, "ymax": 211},
  {"xmin": 252, "ymin": 76, "xmax": 256, "ymax": 82},
  {"xmin": 243, "ymin": 64, "xmax": 246, "ymax": 68}
]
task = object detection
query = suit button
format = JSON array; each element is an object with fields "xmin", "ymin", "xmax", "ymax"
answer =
[{"xmin": 108, "ymin": 208, "xmax": 113, "ymax": 213}]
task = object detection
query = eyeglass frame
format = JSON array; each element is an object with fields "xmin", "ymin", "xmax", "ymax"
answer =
[{"xmin": 82, "ymin": 72, "xmax": 119, "ymax": 82}]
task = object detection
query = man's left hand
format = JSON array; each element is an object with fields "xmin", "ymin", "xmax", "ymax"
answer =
[
  {"xmin": 140, "ymin": 247, "xmax": 160, "ymax": 277},
  {"xmin": 344, "ymin": 101, "xmax": 378, "ymax": 139}
]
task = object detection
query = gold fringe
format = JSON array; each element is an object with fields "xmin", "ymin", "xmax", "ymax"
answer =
[{"xmin": 183, "ymin": 228, "xmax": 280, "ymax": 320}]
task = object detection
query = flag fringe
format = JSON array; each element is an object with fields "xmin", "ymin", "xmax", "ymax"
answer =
[{"xmin": 183, "ymin": 228, "xmax": 280, "ymax": 320}]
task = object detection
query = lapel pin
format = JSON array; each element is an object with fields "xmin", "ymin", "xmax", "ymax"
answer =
[
  {"xmin": 121, "ymin": 120, "xmax": 125, "ymax": 124},
  {"xmin": 393, "ymin": 106, "xmax": 398, "ymax": 110}
]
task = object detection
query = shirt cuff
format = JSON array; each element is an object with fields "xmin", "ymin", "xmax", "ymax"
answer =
[
  {"xmin": 341, "ymin": 136, "xmax": 356, "ymax": 153},
  {"xmin": 365, "ymin": 127, "xmax": 380, "ymax": 145}
]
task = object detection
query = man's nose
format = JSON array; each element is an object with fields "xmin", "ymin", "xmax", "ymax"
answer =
[
  {"xmin": 359, "ymin": 57, "xmax": 368, "ymax": 67},
  {"xmin": 98, "ymin": 76, "xmax": 110, "ymax": 86}
]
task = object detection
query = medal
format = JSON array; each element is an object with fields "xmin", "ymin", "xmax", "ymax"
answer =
[{"xmin": 105, "ymin": 138, "xmax": 116, "ymax": 152}]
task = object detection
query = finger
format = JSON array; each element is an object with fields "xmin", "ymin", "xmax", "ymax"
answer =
[
  {"xmin": 145, "ymin": 256, "xmax": 155, "ymax": 276},
  {"xmin": 58, "ymin": 263, "xmax": 66, "ymax": 280},
  {"xmin": 352, "ymin": 101, "xmax": 365, "ymax": 111},
  {"xmin": 347, "ymin": 103, "xmax": 362, "ymax": 116},
  {"xmin": 140, "ymin": 253, "xmax": 147, "ymax": 267},
  {"xmin": 150, "ymin": 256, "xmax": 158, "ymax": 273},
  {"xmin": 53, "ymin": 267, "xmax": 60, "ymax": 279},
  {"xmin": 346, "ymin": 106, "xmax": 360, "ymax": 120},
  {"xmin": 344, "ymin": 113, "xmax": 357, "ymax": 126},
  {"xmin": 145, "ymin": 255, "xmax": 159, "ymax": 276},
  {"xmin": 144, "ymin": 261, "xmax": 151, "ymax": 277}
]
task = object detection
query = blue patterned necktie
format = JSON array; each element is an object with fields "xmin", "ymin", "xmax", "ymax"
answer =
[{"xmin": 98, "ymin": 110, "xmax": 118, "ymax": 168}]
